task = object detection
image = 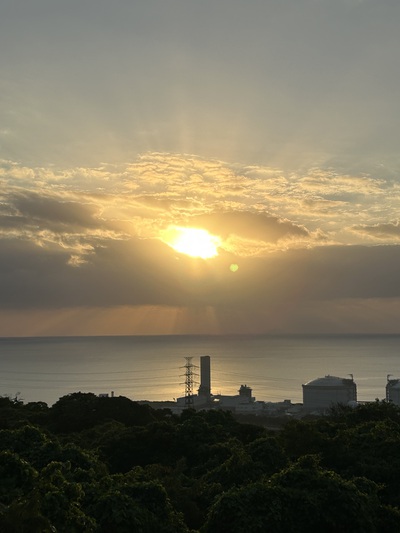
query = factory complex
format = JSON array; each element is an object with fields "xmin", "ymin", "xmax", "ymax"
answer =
[{"xmin": 138, "ymin": 356, "xmax": 400, "ymax": 417}]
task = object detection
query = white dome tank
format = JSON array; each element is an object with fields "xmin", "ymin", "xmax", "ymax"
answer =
[{"xmin": 302, "ymin": 375, "xmax": 357, "ymax": 411}]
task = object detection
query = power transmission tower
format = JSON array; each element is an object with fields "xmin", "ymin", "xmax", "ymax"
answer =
[{"xmin": 181, "ymin": 357, "xmax": 198, "ymax": 409}]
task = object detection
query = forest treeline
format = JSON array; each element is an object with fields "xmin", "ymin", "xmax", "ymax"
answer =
[{"xmin": 1, "ymin": 393, "xmax": 400, "ymax": 532}]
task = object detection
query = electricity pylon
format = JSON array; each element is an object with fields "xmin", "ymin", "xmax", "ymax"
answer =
[{"xmin": 181, "ymin": 357, "xmax": 198, "ymax": 409}]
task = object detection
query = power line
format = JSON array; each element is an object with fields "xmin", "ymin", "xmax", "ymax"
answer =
[{"xmin": 0, "ymin": 367, "xmax": 175, "ymax": 376}]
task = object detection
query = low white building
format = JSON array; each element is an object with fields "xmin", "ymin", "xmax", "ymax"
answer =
[{"xmin": 214, "ymin": 384, "xmax": 255, "ymax": 410}]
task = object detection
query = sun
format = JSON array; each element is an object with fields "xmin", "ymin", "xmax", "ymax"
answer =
[{"xmin": 162, "ymin": 226, "xmax": 221, "ymax": 259}]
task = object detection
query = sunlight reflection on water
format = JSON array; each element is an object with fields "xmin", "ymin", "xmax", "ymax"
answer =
[{"xmin": 0, "ymin": 335, "xmax": 399, "ymax": 405}]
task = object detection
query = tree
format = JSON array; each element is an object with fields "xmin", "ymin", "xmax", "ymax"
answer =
[
  {"xmin": 49, "ymin": 393, "xmax": 156, "ymax": 433},
  {"xmin": 246, "ymin": 436, "xmax": 288, "ymax": 477},
  {"xmin": 85, "ymin": 476, "xmax": 189, "ymax": 533},
  {"xmin": 203, "ymin": 456, "xmax": 382, "ymax": 532},
  {"xmin": 0, "ymin": 451, "xmax": 37, "ymax": 505}
]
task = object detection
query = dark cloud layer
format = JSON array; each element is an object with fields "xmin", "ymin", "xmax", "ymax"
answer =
[
  {"xmin": 1, "ymin": 234, "xmax": 399, "ymax": 312},
  {"xmin": 1, "ymin": 153, "xmax": 400, "ymax": 334},
  {"xmin": 11, "ymin": 193, "xmax": 99, "ymax": 230}
]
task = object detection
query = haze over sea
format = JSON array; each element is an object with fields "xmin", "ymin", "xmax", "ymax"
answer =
[{"xmin": 1, "ymin": 335, "xmax": 400, "ymax": 407}]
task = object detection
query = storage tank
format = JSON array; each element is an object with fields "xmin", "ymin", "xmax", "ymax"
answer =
[
  {"xmin": 386, "ymin": 376, "xmax": 400, "ymax": 405},
  {"xmin": 302, "ymin": 375, "xmax": 357, "ymax": 411}
]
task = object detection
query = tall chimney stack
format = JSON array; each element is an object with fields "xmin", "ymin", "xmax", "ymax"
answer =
[{"xmin": 198, "ymin": 355, "xmax": 211, "ymax": 398}]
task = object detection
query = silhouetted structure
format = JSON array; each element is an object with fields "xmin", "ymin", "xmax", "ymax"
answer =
[
  {"xmin": 198, "ymin": 355, "xmax": 211, "ymax": 400},
  {"xmin": 238, "ymin": 384, "xmax": 252, "ymax": 399},
  {"xmin": 386, "ymin": 375, "xmax": 400, "ymax": 405},
  {"xmin": 182, "ymin": 357, "xmax": 198, "ymax": 408},
  {"xmin": 302, "ymin": 375, "xmax": 357, "ymax": 411}
]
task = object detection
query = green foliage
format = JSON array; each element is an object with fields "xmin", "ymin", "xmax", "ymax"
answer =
[
  {"xmin": 246, "ymin": 436, "xmax": 288, "ymax": 476},
  {"xmin": 204, "ymin": 443, "xmax": 259, "ymax": 490},
  {"xmin": 1, "ymin": 395, "xmax": 399, "ymax": 531},
  {"xmin": 0, "ymin": 396, "xmax": 30, "ymax": 429},
  {"xmin": 38, "ymin": 461, "xmax": 96, "ymax": 532},
  {"xmin": 49, "ymin": 392, "xmax": 156, "ymax": 433},
  {"xmin": 0, "ymin": 425, "xmax": 60, "ymax": 469},
  {"xmin": 269, "ymin": 455, "xmax": 379, "ymax": 531},
  {"xmin": 330, "ymin": 399, "xmax": 400, "ymax": 426},
  {"xmin": 99, "ymin": 421, "xmax": 180, "ymax": 473},
  {"xmin": 0, "ymin": 451, "xmax": 37, "ymax": 505},
  {"xmin": 86, "ymin": 476, "xmax": 189, "ymax": 532},
  {"xmin": 0, "ymin": 496, "xmax": 54, "ymax": 533},
  {"xmin": 279, "ymin": 418, "xmax": 327, "ymax": 458},
  {"xmin": 204, "ymin": 456, "xmax": 380, "ymax": 532},
  {"xmin": 0, "ymin": 424, "xmax": 103, "ymax": 477}
]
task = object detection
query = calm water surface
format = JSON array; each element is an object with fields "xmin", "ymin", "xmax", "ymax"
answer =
[{"xmin": 0, "ymin": 335, "xmax": 399, "ymax": 406}]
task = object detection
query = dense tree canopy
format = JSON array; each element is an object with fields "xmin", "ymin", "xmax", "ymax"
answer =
[{"xmin": 0, "ymin": 395, "xmax": 400, "ymax": 531}]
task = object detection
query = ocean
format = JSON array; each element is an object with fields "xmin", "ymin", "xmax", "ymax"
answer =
[{"xmin": 0, "ymin": 335, "xmax": 400, "ymax": 407}]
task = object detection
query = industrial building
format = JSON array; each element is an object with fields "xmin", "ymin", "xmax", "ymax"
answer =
[
  {"xmin": 140, "ymin": 357, "xmax": 397, "ymax": 418},
  {"xmin": 213, "ymin": 384, "xmax": 254, "ymax": 409},
  {"xmin": 386, "ymin": 376, "xmax": 400, "ymax": 405},
  {"xmin": 175, "ymin": 356, "xmax": 262, "ymax": 412},
  {"xmin": 302, "ymin": 374, "xmax": 357, "ymax": 412},
  {"xmin": 172, "ymin": 356, "xmax": 296, "ymax": 415}
]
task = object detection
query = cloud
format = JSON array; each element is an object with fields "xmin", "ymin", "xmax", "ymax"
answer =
[
  {"xmin": 187, "ymin": 211, "xmax": 309, "ymax": 243},
  {"xmin": 352, "ymin": 221, "xmax": 400, "ymax": 240},
  {"xmin": 1, "ymin": 227, "xmax": 400, "ymax": 314},
  {"xmin": 11, "ymin": 192, "xmax": 100, "ymax": 229},
  {"xmin": 1, "ymin": 153, "xmax": 399, "ymax": 254},
  {"xmin": 1, "ymin": 152, "xmax": 400, "ymax": 335}
]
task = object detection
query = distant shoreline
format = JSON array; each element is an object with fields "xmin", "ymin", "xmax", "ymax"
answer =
[{"xmin": 2, "ymin": 332, "xmax": 400, "ymax": 341}]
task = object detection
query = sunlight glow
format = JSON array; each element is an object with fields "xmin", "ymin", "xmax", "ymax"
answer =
[{"xmin": 162, "ymin": 226, "xmax": 221, "ymax": 259}]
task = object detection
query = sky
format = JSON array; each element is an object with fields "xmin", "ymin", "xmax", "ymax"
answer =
[{"xmin": 1, "ymin": 0, "xmax": 400, "ymax": 336}]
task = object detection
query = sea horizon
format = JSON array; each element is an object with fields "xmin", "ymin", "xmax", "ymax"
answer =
[
  {"xmin": 2, "ymin": 332, "xmax": 400, "ymax": 340},
  {"xmin": 1, "ymin": 333, "xmax": 400, "ymax": 407}
]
